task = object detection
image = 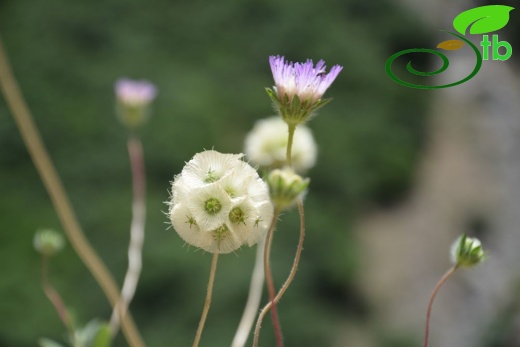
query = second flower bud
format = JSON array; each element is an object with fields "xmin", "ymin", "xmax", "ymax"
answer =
[{"xmin": 266, "ymin": 168, "xmax": 309, "ymax": 211}]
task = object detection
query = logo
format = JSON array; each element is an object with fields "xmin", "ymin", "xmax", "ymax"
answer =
[{"xmin": 386, "ymin": 5, "xmax": 514, "ymax": 89}]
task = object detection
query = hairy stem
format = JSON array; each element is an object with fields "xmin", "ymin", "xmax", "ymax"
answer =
[
  {"xmin": 424, "ymin": 265, "xmax": 458, "ymax": 347},
  {"xmin": 231, "ymin": 235, "xmax": 267, "ymax": 347},
  {"xmin": 253, "ymin": 200, "xmax": 305, "ymax": 347},
  {"xmin": 193, "ymin": 252, "xmax": 219, "ymax": 347},
  {"xmin": 110, "ymin": 135, "xmax": 147, "ymax": 335},
  {"xmin": 0, "ymin": 38, "xmax": 145, "ymax": 347}
]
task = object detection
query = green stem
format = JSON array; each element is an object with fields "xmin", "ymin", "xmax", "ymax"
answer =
[
  {"xmin": 286, "ymin": 124, "xmax": 296, "ymax": 168},
  {"xmin": 0, "ymin": 37, "xmax": 145, "ymax": 347}
]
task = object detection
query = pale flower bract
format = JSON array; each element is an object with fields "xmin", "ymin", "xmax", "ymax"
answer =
[{"xmin": 169, "ymin": 150, "xmax": 274, "ymax": 254}]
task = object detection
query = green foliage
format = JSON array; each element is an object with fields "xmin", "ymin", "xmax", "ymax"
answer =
[
  {"xmin": 39, "ymin": 338, "xmax": 64, "ymax": 347},
  {"xmin": 0, "ymin": 0, "xmax": 431, "ymax": 345}
]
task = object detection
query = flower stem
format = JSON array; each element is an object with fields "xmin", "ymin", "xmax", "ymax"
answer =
[
  {"xmin": 423, "ymin": 265, "xmax": 458, "ymax": 347},
  {"xmin": 109, "ymin": 135, "xmax": 147, "ymax": 335},
  {"xmin": 193, "ymin": 252, "xmax": 219, "ymax": 347},
  {"xmin": 0, "ymin": 38, "xmax": 145, "ymax": 347},
  {"xmin": 286, "ymin": 124, "xmax": 296, "ymax": 168},
  {"xmin": 263, "ymin": 212, "xmax": 283, "ymax": 347},
  {"xmin": 41, "ymin": 255, "xmax": 75, "ymax": 342},
  {"xmin": 253, "ymin": 199, "xmax": 305, "ymax": 347},
  {"xmin": 231, "ymin": 235, "xmax": 267, "ymax": 347}
]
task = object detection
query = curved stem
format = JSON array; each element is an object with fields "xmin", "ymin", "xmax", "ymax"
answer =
[
  {"xmin": 0, "ymin": 38, "xmax": 145, "ymax": 347},
  {"xmin": 423, "ymin": 265, "xmax": 458, "ymax": 347},
  {"xmin": 193, "ymin": 252, "xmax": 219, "ymax": 347},
  {"xmin": 231, "ymin": 234, "xmax": 267, "ymax": 347},
  {"xmin": 263, "ymin": 212, "xmax": 283, "ymax": 347},
  {"xmin": 41, "ymin": 255, "xmax": 75, "ymax": 341},
  {"xmin": 285, "ymin": 124, "xmax": 296, "ymax": 168},
  {"xmin": 253, "ymin": 199, "xmax": 305, "ymax": 347},
  {"xmin": 110, "ymin": 135, "xmax": 147, "ymax": 335}
]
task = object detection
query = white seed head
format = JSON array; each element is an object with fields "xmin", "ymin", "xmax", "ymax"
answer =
[
  {"xmin": 169, "ymin": 150, "xmax": 274, "ymax": 254},
  {"xmin": 244, "ymin": 116, "xmax": 317, "ymax": 173}
]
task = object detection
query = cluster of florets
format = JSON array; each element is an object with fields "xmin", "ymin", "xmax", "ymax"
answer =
[
  {"xmin": 169, "ymin": 150, "xmax": 274, "ymax": 254},
  {"xmin": 267, "ymin": 55, "xmax": 343, "ymax": 125}
]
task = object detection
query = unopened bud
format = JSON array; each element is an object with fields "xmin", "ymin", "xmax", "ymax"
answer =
[
  {"xmin": 266, "ymin": 168, "xmax": 309, "ymax": 211},
  {"xmin": 450, "ymin": 234, "xmax": 486, "ymax": 268},
  {"xmin": 34, "ymin": 229, "xmax": 65, "ymax": 257}
]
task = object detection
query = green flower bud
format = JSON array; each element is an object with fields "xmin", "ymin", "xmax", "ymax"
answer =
[
  {"xmin": 450, "ymin": 234, "xmax": 486, "ymax": 268},
  {"xmin": 266, "ymin": 168, "xmax": 309, "ymax": 211},
  {"xmin": 33, "ymin": 229, "xmax": 65, "ymax": 257}
]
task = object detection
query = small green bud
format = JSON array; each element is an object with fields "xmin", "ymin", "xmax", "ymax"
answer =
[
  {"xmin": 266, "ymin": 168, "xmax": 309, "ymax": 211},
  {"xmin": 33, "ymin": 229, "xmax": 65, "ymax": 257},
  {"xmin": 450, "ymin": 234, "xmax": 487, "ymax": 268}
]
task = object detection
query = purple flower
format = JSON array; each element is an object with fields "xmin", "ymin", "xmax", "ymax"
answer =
[
  {"xmin": 269, "ymin": 55, "xmax": 342, "ymax": 103},
  {"xmin": 115, "ymin": 78, "xmax": 157, "ymax": 107}
]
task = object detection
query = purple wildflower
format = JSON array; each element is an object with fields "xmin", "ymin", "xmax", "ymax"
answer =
[
  {"xmin": 115, "ymin": 78, "xmax": 157, "ymax": 107},
  {"xmin": 269, "ymin": 56, "xmax": 342, "ymax": 103}
]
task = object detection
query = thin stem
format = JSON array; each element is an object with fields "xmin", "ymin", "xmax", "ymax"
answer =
[
  {"xmin": 285, "ymin": 124, "xmax": 296, "ymax": 168},
  {"xmin": 0, "ymin": 38, "xmax": 145, "ymax": 347},
  {"xmin": 253, "ymin": 200, "xmax": 305, "ymax": 347},
  {"xmin": 263, "ymin": 212, "xmax": 283, "ymax": 347},
  {"xmin": 231, "ymin": 234, "xmax": 267, "ymax": 347},
  {"xmin": 41, "ymin": 255, "xmax": 75, "ymax": 341},
  {"xmin": 109, "ymin": 135, "xmax": 147, "ymax": 335},
  {"xmin": 423, "ymin": 265, "xmax": 458, "ymax": 347},
  {"xmin": 193, "ymin": 252, "xmax": 219, "ymax": 347}
]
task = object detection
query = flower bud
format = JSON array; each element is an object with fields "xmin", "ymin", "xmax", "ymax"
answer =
[
  {"xmin": 115, "ymin": 78, "xmax": 157, "ymax": 129},
  {"xmin": 266, "ymin": 168, "xmax": 309, "ymax": 211},
  {"xmin": 34, "ymin": 229, "xmax": 65, "ymax": 257},
  {"xmin": 450, "ymin": 234, "xmax": 486, "ymax": 267}
]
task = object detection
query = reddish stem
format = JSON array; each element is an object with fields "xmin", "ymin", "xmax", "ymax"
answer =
[
  {"xmin": 41, "ymin": 255, "xmax": 74, "ymax": 339},
  {"xmin": 424, "ymin": 265, "xmax": 458, "ymax": 347},
  {"xmin": 263, "ymin": 213, "xmax": 283, "ymax": 347}
]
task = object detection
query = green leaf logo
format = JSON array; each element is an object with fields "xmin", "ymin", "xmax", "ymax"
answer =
[{"xmin": 453, "ymin": 5, "xmax": 514, "ymax": 35}]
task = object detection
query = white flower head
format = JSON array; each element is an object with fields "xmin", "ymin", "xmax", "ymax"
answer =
[
  {"xmin": 244, "ymin": 116, "xmax": 317, "ymax": 173},
  {"xmin": 169, "ymin": 150, "xmax": 274, "ymax": 254}
]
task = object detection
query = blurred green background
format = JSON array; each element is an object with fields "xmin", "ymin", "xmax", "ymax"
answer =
[{"xmin": 0, "ymin": 0, "xmax": 433, "ymax": 346}]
